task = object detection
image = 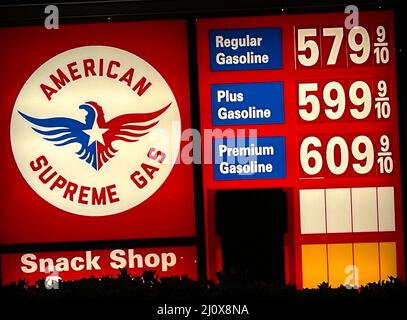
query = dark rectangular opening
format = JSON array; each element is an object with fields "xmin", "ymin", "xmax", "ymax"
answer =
[{"xmin": 215, "ymin": 188, "xmax": 287, "ymax": 284}]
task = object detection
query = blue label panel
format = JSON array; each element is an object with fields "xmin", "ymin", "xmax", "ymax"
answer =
[
  {"xmin": 211, "ymin": 82, "xmax": 284, "ymax": 125},
  {"xmin": 213, "ymin": 137, "xmax": 286, "ymax": 180},
  {"xmin": 210, "ymin": 28, "xmax": 282, "ymax": 71}
]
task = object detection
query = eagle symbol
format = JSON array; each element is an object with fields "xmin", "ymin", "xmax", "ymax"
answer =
[{"xmin": 19, "ymin": 101, "xmax": 170, "ymax": 170}]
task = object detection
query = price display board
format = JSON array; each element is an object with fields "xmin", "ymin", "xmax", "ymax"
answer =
[{"xmin": 197, "ymin": 11, "xmax": 404, "ymax": 288}]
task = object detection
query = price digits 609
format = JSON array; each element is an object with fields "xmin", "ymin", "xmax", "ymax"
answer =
[{"xmin": 300, "ymin": 134, "xmax": 394, "ymax": 177}]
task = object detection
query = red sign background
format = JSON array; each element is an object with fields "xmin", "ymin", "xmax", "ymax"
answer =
[{"xmin": 0, "ymin": 20, "xmax": 195, "ymax": 244}]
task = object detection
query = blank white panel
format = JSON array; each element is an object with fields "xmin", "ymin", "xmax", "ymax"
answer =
[
  {"xmin": 326, "ymin": 188, "xmax": 352, "ymax": 233},
  {"xmin": 378, "ymin": 187, "xmax": 395, "ymax": 231},
  {"xmin": 352, "ymin": 187, "xmax": 378, "ymax": 232},
  {"xmin": 300, "ymin": 189, "xmax": 326, "ymax": 234}
]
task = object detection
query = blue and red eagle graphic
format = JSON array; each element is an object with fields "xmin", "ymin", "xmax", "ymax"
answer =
[{"xmin": 19, "ymin": 101, "xmax": 170, "ymax": 170}]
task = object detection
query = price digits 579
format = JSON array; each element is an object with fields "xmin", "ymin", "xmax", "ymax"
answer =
[{"xmin": 296, "ymin": 25, "xmax": 390, "ymax": 67}]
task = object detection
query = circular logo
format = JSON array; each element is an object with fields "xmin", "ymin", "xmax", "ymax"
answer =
[{"xmin": 10, "ymin": 46, "xmax": 181, "ymax": 216}]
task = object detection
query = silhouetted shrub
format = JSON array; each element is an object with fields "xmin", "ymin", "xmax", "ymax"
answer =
[{"xmin": 1, "ymin": 269, "xmax": 406, "ymax": 304}]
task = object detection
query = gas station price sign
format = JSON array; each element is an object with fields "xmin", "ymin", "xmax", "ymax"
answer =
[{"xmin": 197, "ymin": 11, "xmax": 404, "ymax": 287}]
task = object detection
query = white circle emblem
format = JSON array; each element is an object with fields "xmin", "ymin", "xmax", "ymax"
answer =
[{"xmin": 10, "ymin": 46, "xmax": 181, "ymax": 216}]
